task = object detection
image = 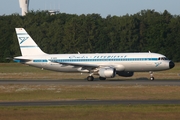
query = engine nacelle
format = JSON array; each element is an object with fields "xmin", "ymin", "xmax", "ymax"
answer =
[
  {"xmin": 98, "ymin": 67, "xmax": 116, "ymax": 78},
  {"xmin": 116, "ymin": 71, "xmax": 134, "ymax": 77}
]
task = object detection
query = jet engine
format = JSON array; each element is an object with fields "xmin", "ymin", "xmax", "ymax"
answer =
[
  {"xmin": 116, "ymin": 71, "xmax": 134, "ymax": 77},
  {"xmin": 98, "ymin": 67, "xmax": 116, "ymax": 78}
]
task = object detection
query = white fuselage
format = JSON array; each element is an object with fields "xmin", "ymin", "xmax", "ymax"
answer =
[{"xmin": 14, "ymin": 52, "xmax": 172, "ymax": 73}]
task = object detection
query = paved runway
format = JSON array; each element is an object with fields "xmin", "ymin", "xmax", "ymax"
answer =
[
  {"xmin": 0, "ymin": 79, "xmax": 180, "ymax": 85},
  {"xmin": 1, "ymin": 100, "xmax": 180, "ymax": 106}
]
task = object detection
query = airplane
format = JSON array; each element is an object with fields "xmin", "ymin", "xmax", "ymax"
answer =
[{"xmin": 14, "ymin": 28, "xmax": 175, "ymax": 81}]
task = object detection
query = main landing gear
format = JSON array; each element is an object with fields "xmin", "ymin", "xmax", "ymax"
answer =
[
  {"xmin": 87, "ymin": 71, "xmax": 107, "ymax": 81},
  {"xmin": 149, "ymin": 71, "xmax": 155, "ymax": 81},
  {"xmin": 87, "ymin": 76, "xmax": 94, "ymax": 81}
]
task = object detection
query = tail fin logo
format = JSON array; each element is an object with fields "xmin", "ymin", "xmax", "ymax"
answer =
[{"xmin": 19, "ymin": 37, "xmax": 29, "ymax": 44}]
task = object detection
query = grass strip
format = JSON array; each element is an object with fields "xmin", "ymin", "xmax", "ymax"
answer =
[
  {"xmin": 0, "ymin": 105, "xmax": 180, "ymax": 120},
  {"xmin": 0, "ymin": 85, "xmax": 180, "ymax": 101}
]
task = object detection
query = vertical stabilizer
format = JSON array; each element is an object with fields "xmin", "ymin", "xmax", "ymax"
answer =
[{"xmin": 15, "ymin": 28, "xmax": 46, "ymax": 56}]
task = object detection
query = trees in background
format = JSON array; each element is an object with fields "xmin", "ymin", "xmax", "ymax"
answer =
[{"xmin": 0, "ymin": 10, "xmax": 180, "ymax": 62}]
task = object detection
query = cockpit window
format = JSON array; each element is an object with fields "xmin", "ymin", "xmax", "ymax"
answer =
[{"xmin": 158, "ymin": 57, "xmax": 168, "ymax": 60}]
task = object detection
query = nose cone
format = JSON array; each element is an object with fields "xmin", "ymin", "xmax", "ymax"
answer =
[{"xmin": 169, "ymin": 61, "xmax": 175, "ymax": 69}]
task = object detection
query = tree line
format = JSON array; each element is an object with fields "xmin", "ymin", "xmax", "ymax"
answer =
[{"xmin": 0, "ymin": 9, "xmax": 180, "ymax": 62}]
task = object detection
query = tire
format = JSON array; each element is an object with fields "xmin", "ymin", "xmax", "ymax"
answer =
[
  {"xmin": 87, "ymin": 76, "xmax": 94, "ymax": 81},
  {"xmin": 150, "ymin": 77, "xmax": 154, "ymax": 81}
]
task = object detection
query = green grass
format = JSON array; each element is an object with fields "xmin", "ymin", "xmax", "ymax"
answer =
[
  {"xmin": 0, "ymin": 85, "xmax": 180, "ymax": 101},
  {"xmin": 0, "ymin": 63, "xmax": 37, "ymax": 73},
  {"xmin": 0, "ymin": 105, "xmax": 180, "ymax": 120}
]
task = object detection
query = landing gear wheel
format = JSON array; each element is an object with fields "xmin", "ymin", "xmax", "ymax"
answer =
[
  {"xmin": 87, "ymin": 76, "xmax": 94, "ymax": 81},
  {"xmin": 150, "ymin": 77, "xmax": 154, "ymax": 81},
  {"xmin": 99, "ymin": 77, "xmax": 106, "ymax": 80},
  {"xmin": 149, "ymin": 71, "xmax": 155, "ymax": 81}
]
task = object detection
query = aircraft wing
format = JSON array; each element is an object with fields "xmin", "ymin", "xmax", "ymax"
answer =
[{"xmin": 50, "ymin": 61, "xmax": 99, "ymax": 70}]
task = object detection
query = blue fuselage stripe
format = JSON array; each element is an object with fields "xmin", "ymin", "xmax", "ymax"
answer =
[
  {"xmin": 47, "ymin": 58, "xmax": 158, "ymax": 63},
  {"xmin": 15, "ymin": 58, "xmax": 159, "ymax": 63},
  {"xmin": 33, "ymin": 60, "xmax": 48, "ymax": 62}
]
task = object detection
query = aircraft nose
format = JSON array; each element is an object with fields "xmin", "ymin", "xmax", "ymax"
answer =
[{"xmin": 169, "ymin": 61, "xmax": 175, "ymax": 69}]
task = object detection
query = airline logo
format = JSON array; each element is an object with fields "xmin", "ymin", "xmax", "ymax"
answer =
[
  {"xmin": 19, "ymin": 37, "xmax": 29, "ymax": 44},
  {"xmin": 155, "ymin": 62, "xmax": 162, "ymax": 67}
]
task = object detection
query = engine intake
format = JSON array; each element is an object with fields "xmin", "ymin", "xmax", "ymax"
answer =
[{"xmin": 98, "ymin": 67, "xmax": 116, "ymax": 78}]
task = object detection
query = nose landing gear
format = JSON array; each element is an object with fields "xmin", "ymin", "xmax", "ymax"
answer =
[{"xmin": 149, "ymin": 71, "xmax": 154, "ymax": 81}]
